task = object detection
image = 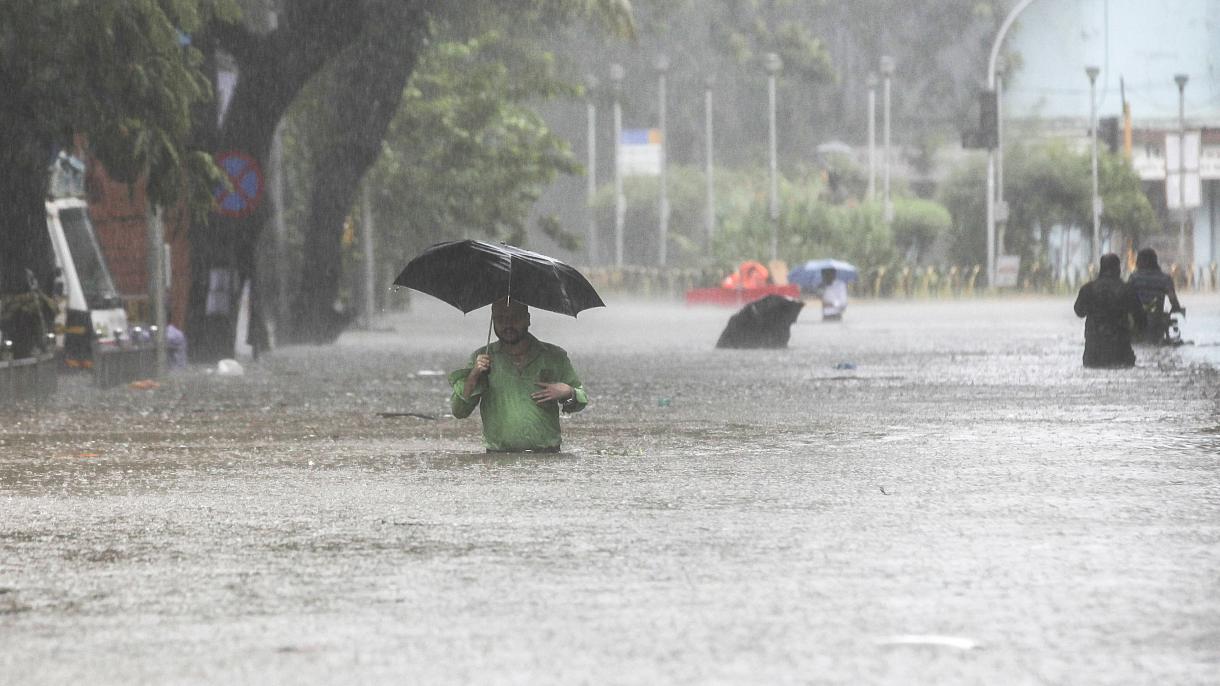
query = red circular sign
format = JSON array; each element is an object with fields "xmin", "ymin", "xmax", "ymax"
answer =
[{"xmin": 213, "ymin": 150, "xmax": 264, "ymax": 218}]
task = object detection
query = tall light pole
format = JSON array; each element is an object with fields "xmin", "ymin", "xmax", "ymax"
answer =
[
  {"xmin": 986, "ymin": 0, "xmax": 1036, "ymax": 288},
  {"xmin": 1087, "ymin": 65, "xmax": 1100, "ymax": 262},
  {"xmin": 866, "ymin": 73, "xmax": 877, "ymax": 201},
  {"xmin": 361, "ymin": 183, "xmax": 376, "ymax": 329},
  {"xmin": 704, "ymin": 75, "xmax": 716, "ymax": 252},
  {"xmin": 655, "ymin": 54, "xmax": 669, "ymax": 266},
  {"xmin": 880, "ymin": 56, "xmax": 894, "ymax": 224},
  {"xmin": 585, "ymin": 74, "xmax": 599, "ymax": 265},
  {"xmin": 145, "ymin": 203, "xmax": 166, "ymax": 377},
  {"xmin": 765, "ymin": 52, "xmax": 782, "ymax": 262},
  {"xmin": 610, "ymin": 63, "xmax": 625, "ymax": 268},
  {"xmin": 1175, "ymin": 73, "xmax": 1188, "ymax": 267},
  {"xmin": 995, "ymin": 67, "xmax": 1008, "ymax": 254}
]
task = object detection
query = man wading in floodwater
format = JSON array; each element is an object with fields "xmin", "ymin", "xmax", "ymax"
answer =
[
  {"xmin": 1073, "ymin": 253, "xmax": 1146, "ymax": 368},
  {"xmin": 449, "ymin": 298, "xmax": 587, "ymax": 452}
]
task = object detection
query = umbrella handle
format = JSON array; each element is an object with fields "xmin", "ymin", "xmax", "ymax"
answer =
[{"xmin": 486, "ymin": 310, "xmax": 493, "ymax": 351}]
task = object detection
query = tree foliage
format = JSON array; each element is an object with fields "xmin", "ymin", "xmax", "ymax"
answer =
[
  {"xmin": 370, "ymin": 33, "xmax": 582, "ymax": 252},
  {"xmin": 270, "ymin": 0, "xmax": 634, "ymax": 341},
  {"xmin": 939, "ymin": 141, "xmax": 1156, "ymax": 274},
  {"xmin": 0, "ymin": 0, "xmax": 237, "ymax": 291}
]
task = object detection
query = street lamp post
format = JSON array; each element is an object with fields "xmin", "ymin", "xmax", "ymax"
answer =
[
  {"xmin": 765, "ymin": 52, "xmax": 782, "ymax": 262},
  {"xmin": 610, "ymin": 63, "xmax": 625, "ymax": 268},
  {"xmin": 585, "ymin": 74, "xmax": 599, "ymax": 265},
  {"xmin": 880, "ymin": 56, "xmax": 894, "ymax": 224},
  {"xmin": 1175, "ymin": 73, "xmax": 1188, "ymax": 268},
  {"xmin": 986, "ymin": 0, "xmax": 1037, "ymax": 288},
  {"xmin": 704, "ymin": 75, "xmax": 715, "ymax": 252},
  {"xmin": 1086, "ymin": 65, "xmax": 1100, "ymax": 262},
  {"xmin": 866, "ymin": 73, "xmax": 877, "ymax": 202},
  {"xmin": 655, "ymin": 54, "xmax": 669, "ymax": 267}
]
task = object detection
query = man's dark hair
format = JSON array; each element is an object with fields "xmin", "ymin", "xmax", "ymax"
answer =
[
  {"xmin": 1135, "ymin": 247, "xmax": 1160, "ymax": 271},
  {"xmin": 1099, "ymin": 253, "xmax": 1121, "ymax": 277}
]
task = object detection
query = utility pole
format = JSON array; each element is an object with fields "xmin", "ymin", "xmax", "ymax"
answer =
[
  {"xmin": 765, "ymin": 52, "xmax": 782, "ymax": 262},
  {"xmin": 610, "ymin": 63, "xmax": 625, "ymax": 268},
  {"xmin": 270, "ymin": 123, "xmax": 290, "ymax": 334},
  {"xmin": 1175, "ymin": 73, "xmax": 1188, "ymax": 268},
  {"xmin": 585, "ymin": 74, "xmax": 599, "ymax": 265},
  {"xmin": 360, "ymin": 183, "xmax": 376, "ymax": 329},
  {"xmin": 655, "ymin": 54, "xmax": 669, "ymax": 267},
  {"xmin": 880, "ymin": 56, "xmax": 894, "ymax": 224},
  {"xmin": 704, "ymin": 75, "xmax": 715, "ymax": 252},
  {"xmin": 866, "ymin": 73, "xmax": 877, "ymax": 202},
  {"xmin": 146, "ymin": 203, "xmax": 166, "ymax": 377},
  {"xmin": 1087, "ymin": 65, "xmax": 1100, "ymax": 262}
]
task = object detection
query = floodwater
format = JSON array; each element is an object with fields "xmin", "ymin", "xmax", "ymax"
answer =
[{"xmin": 2, "ymin": 294, "xmax": 1218, "ymax": 685}]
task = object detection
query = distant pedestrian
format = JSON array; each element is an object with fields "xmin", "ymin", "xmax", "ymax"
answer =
[
  {"xmin": 815, "ymin": 267, "xmax": 847, "ymax": 321},
  {"xmin": 1073, "ymin": 253, "xmax": 1146, "ymax": 368},
  {"xmin": 1127, "ymin": 248, "xmax": 1184, "ymax": 344},
  {"xmin": 166, "ymin": 322, "xmax": 187, "ymax": 369}
]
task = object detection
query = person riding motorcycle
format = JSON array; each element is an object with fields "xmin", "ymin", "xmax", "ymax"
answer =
[{"xmin": 1127, "ymin": 248, "xmax": 1184, "ymax": 344}]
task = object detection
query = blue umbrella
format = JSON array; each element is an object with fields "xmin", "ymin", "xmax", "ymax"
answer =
[{"xmin": 788, "ymin": 259, "xmax": 859, "ymax": 291}]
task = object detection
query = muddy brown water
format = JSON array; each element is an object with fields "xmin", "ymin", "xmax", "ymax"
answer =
[{"xmin": 2, "ymin": 295, "xmax": 1218, "ymax": 684}]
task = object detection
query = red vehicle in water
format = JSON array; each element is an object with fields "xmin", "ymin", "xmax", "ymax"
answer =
[{"xmin": 685, "ymin": 260, "xmax": 800, "ymax": 306}]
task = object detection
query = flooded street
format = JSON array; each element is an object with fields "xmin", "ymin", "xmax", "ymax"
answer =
[{"xmin": 2, "ymin": 295, "xmax": 1218, "ymax": 684}]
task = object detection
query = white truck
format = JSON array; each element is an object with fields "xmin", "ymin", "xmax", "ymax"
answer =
[{"xmin": 45, "ymin": 196, "xmax": 128, "ymax": 367}]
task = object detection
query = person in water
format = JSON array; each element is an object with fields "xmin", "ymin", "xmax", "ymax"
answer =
[
  {"xmin": 1073, "ymin": 253, "xmax": 1146, "ymax": 368},
  {"xmin": 1127, "ymin": 247, "xmax": 1184, "ymax": 344},
  {"xmin": 449, "ymin": 298, "xmax": 587, "ymax": 452}
]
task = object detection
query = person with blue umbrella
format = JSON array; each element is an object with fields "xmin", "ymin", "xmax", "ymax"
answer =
[{"xmin": 816, "ymin": 267, "xmax": 848, "ymax": 321}]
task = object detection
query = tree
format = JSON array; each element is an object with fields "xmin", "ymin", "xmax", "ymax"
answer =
[
  {"xmin": 279, "ymin": 0, "xmax": 429, "ymax": 344},
  {"xmin": 184, "ymin": 0, "xmax": 633, "ymax": 354},
  {"xmin": 273, "ymin": 0, "xmax": 633, "ymax": 344},
  {"xmin": 892, "ymin": 197, "xmax": 952, "ymax": 263},
  {"xmin": 0, "ymin": 0, "xmax": 236, "ymax": 302},
  {"xmin": 183, "ymin": 0, "xmax": 369, "ymax": 360},
  {"xmin": 940, "ymin": 141, "xmax": 1156, "ymax": 279},
  {"xmin": 938, "ymin": 155, "xmax": 988, "ymax": 267}
]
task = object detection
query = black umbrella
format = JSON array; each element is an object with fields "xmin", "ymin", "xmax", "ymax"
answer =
[
  {"xmin": 394, "ymin": 239, "xmax": 605, "ymax": 344},
  {"xmin": 715, "ymin": 294, "xmax": 805, "ymax": 349}
]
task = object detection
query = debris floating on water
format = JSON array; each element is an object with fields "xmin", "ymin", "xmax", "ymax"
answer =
[{"xmin": 875, "ymin": 634, "xmax": 981, "ymax": 650}]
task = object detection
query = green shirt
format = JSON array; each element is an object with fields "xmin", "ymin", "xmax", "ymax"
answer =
[{"xmin": 449, "ymin": 334, "xmax": 588, "ymax": 452}]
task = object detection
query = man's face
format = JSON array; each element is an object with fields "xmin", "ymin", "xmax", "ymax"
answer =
[{"xmin": 492, "ymin": 303, "xmax": 530, "ymax": 344}]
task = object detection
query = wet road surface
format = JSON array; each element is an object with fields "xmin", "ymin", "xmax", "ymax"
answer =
[{"xmin": 2, "ymin": 294, "xmax": 1218, "ymax": 684}]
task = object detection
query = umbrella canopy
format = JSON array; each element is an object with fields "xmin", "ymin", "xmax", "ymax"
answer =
[
  {"xmin": 715, "ymin": 294, "xmax": 804, "ymax": 349},
  {"xmin": 788, "ymin": 259, "xmax": 859, "ymax": 291},
  {"xmin": 393, "ymin": 239, "xmax": 605, "ymax": 317}
]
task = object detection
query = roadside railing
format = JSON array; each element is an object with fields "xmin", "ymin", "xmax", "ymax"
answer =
[
  {"xmin": 580, "ymin": 261, "xmax": 1219, "ymax": 300},
  {"xmin": 0, "ymin": 351, "xmax": 58, "ymax": 407},
  {"xmin": 92, "ymin": 341, "xmax": 156, "ymax": 389}
]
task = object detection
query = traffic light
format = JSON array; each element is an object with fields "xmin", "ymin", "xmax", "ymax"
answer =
[
  {"xmin": 1099, "ymin": 116, "xmax": 1119, "ymax": 153},
  {"xmin": 963, "ymin": 90, "xmax": 998, "ymax": 150},
  {"xmin": 979, "ymin": 90, "xmax": 998, "ymax": 149}
]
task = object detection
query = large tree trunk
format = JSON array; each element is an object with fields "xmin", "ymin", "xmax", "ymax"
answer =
[
  {"xmin": 0, "ymin": 167, "xmax": 53, "ymax": 295},
  {"xmin": 0, "ymin": 84, "xmax": 56, "ymax": 298},
  {"xmin": 185, "ymin": 1, "xmax": 367, "ymax": 362},
  {"xmin": 284, "ymin": 0, "xmax": 430, "ymax": 344}
]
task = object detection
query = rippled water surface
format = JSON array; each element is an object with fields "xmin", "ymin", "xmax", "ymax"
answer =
[{"xmin": 2, "ymin": 294, "xmax": 1218, "ymax": 684}]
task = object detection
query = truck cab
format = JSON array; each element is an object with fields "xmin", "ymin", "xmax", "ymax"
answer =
[{"xmin": 46, "ymin": 196, "xmax": 128, "ymax": 367}]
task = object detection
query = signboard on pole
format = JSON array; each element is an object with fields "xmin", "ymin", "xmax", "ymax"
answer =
[
  {"xmin": 618, "ymin": 128, "xmax": 662, "ymax": 176},
  {"xmin": 213, "ymin": 150, "xmax": 265, "ymax": 218},
  {"xmin": 994, "ymin": 254, "xmax": 1021, "ymax": 288},
  {"xmin": 1165, "ymin": 132, "xmax": 1201, "ymax": 210}
]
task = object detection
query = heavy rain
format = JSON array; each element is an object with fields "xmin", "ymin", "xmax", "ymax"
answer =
[{"xmin": 2, "ymin": 1, "xmax": 1219, "ymax": 684}]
